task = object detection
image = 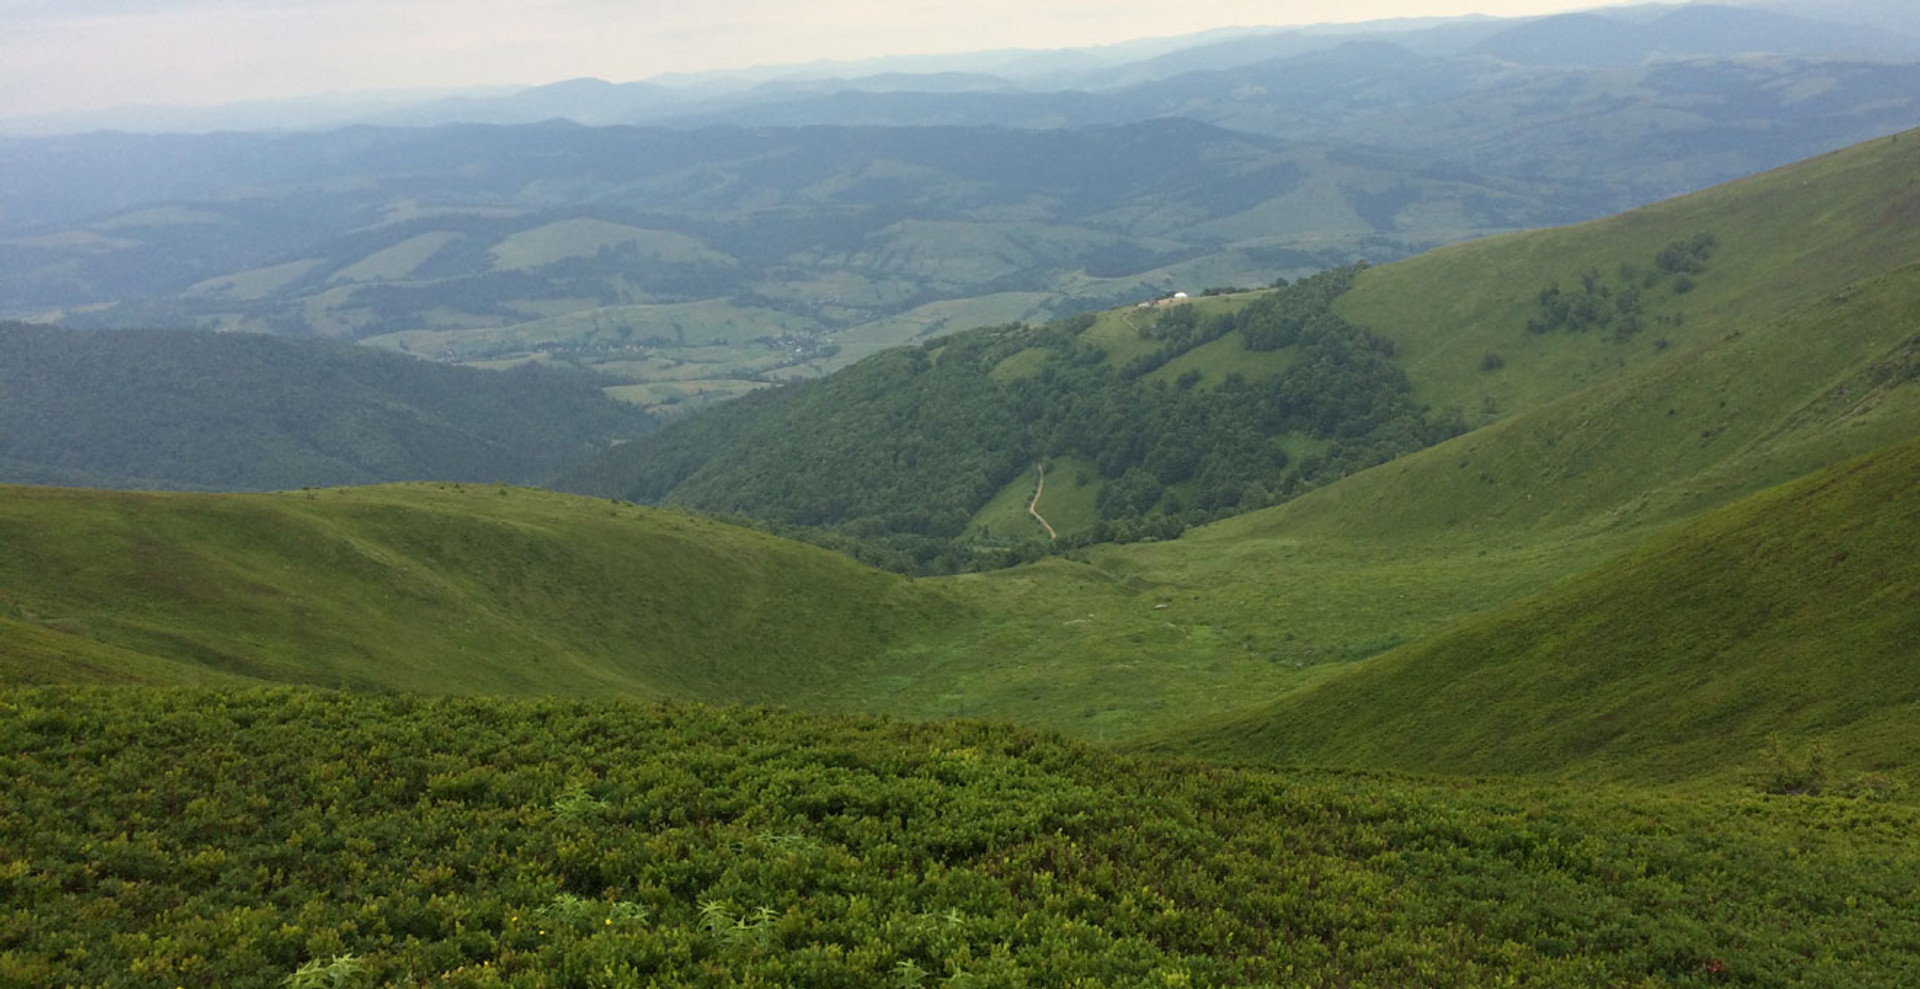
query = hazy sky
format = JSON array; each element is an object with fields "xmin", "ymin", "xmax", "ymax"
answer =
[{"xmin": 1, "ymin": 0, "xmax": 1608, "ymax": 117}]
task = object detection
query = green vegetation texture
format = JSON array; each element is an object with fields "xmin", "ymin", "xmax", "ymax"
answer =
[
  {"xmin": 0, "ymin": 483, "xmax": 964, "ymax": 705},
  {"xmin": 6, "ymin": 688, "xmax": 1919, "ymax": 988},
  {"xmin": 1145, "ymin": 435, "xmax": 1920, "ymax": 783},
  {"xmin": 1343, "ymin": 130, "xmax": 1920, "ymax": 427}
]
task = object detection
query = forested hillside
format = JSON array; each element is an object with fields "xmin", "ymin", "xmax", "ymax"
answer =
[
  {"xmin": 563, "ymin": 268, "xmax": 1465, "ymax": 572},
  {"xmin": 0, "ymin": 322, "xmax": 650, "ymax": 490}
]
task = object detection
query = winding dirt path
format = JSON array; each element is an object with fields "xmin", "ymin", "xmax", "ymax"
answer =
[{"xmin": 1027, "ymin": 462, "xmax": 1058, "ymax": 541}]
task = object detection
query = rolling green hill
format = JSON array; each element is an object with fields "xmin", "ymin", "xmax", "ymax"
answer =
[
  {"xmin": 0, "ymin": 322, "xmax": 652, "ymax": 490},
  {"xmin": 1340, "ymin": 126, "xmax": 1920, "ymax": 428},
  {"xmin": 0, "ymin": 483, "xmax": 966, "ymax": 704},
  {"xmin": 1139, "ymin": 434, "xmax": 1920, "ymax": 784}
]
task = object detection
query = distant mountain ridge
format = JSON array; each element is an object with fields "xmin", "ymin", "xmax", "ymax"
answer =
[
  {"xmin": 5, "ymin": 41, "xmax": 1915, "ymax": 415},
  {"xmin": 5, "ymin": 0, "xmax": 1916, "ymax": 428},
  {"xmin": 1468, "ymin": 4, "xmax": 1918, "ymax": 65},
  {"xmin": 7, "ymin": 3, "xmax": 1913, "ymax": 135}
]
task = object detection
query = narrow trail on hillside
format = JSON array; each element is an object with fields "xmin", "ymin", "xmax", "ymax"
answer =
[{"xmin": 1028, "ymin": 462, "xmax": 1058, "ymax": 541}]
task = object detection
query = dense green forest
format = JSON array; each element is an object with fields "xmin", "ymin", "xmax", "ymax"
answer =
[
  {"xmin": 0, "ymin": 323, "xmax": 652, "ymax": 490},
  {"xmin": 6, "ymin": 688, "xmax": 1918, "ymax": 989},
  {"xmin": 564, "ymin": 268, "xmax": 1464, "ymax": 573}
]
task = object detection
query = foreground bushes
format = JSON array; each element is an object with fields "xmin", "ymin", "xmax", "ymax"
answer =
[{"xmin": 2, "ymin": 687, "xmax": 1916, "ymax": 987}]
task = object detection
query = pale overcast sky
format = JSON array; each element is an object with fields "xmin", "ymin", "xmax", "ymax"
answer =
[{"xmin": 1, "ymin": 0, "xmax": 1608, "ymax": 117}]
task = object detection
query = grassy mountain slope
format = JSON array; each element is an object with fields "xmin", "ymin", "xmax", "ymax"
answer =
[
  {"xmin": 6, "ymin": 132, "xmax": 1919, "ymax": 759},
  {"xmin": 0, "ymin": 483, "xmax": 965, "ymax": 703},
  {"xmin": 1073, "ymin": 131, "xmax": 1920, "ymax": 615},
  {"xmin": 1268, "ymin": 260, "xmax": 1920, "ymax": 550},
  {"xmin": 1344, "ymin": 128, "xmax": 1920, "ymax": 425},
  {"xmin": 1144, "ymin": 435, "xmax": 1920, "ymax": 783},
  {"xmin": 8, "ymin": 688, "xmax": 1920, "ymax": 988},
  {"xmin": 881, "ymin": 130, "xmax": 1920, "ymax": 747},
  {"xmin": 0, "ymin": 322, "xmax": 652, "ymax": 490},
  {"xmin": 0, "ymin": 478, "xmax": 1346, "ymax": 743}
]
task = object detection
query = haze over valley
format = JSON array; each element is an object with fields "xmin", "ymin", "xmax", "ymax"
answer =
[{"xmin": 4, "ymin": 2, "xmax": 1920, "ymax": 985}]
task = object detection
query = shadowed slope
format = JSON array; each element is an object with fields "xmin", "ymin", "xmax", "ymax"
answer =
[{"xmin": 0, "ymin": 483, "xmax": 966, "ymax": 703}]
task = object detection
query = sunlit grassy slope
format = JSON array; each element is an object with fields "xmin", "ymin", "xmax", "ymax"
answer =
[
  {"xmin": 1145, "ymin": 435, "xmax": 1920, "ymax": 783},
  {"xmin": 1346, "ymin": 129, "xmax": 1920, "ymax": 422},
  {"xmin": 0, "ymin": 483, "xmax": 966, "ymax": 704}
]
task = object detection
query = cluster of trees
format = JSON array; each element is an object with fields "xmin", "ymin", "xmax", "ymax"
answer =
[
  {"xmin": 5, "ymin": 687, "xmax": 1917, "ymax": 988},
  {"xmin": 1012, "ymin": 273, "xmax": 1447, "ymax": 523},
  {"xmin": 1526, "ymin": 233, "xmax": 1717, "ymax": 340},
  {"xmin": 1119, "ymin": 266, "xmax": 1365, "ymax": 378},
  {"xmin": 0, "ymin": 322, "xmax": 652, "ymax": 490},
  {"xmin": 567, "ymin": 268, "xmax": 1463, "ymax": 574}
]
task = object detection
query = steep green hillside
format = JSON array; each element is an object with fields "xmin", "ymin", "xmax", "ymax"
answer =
[
  {"xmin": 7, "ymin": 688, "xmax": 1920, "ymax": 988},
  {"xmin": 0, "ymin": 323, "xmax": 651, "ymax": 490},
  {"xmin": 1345, "ymin": 128, "xmax": 1920, "ymax": 425},
  {"xmin": 1147, "ymin": 435, "xmax": 1920, "ymax": 783},
  {"xmin": 0, "ymin": 484, "xmax": 964, "ymax": 703},
  {"xmin": 1073, "ymin": 132, "xmax": 1920, "ymax": 637},
  {"xmin": 1047, "ymin": 263, "xmax": 1920, "ymax": 752}
]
